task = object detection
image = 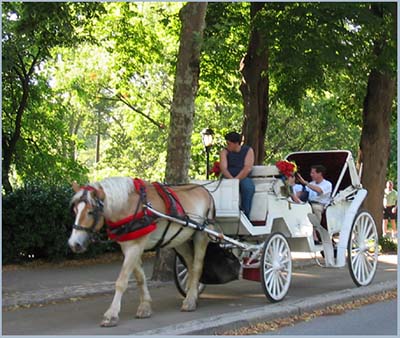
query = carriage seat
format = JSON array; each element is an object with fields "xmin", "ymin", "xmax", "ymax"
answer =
[
  {"xmin": 250, "ymin": 165, "xmax": 280, "ymax": 177},
  {"xmin": 249, "ymin": 166, "xmax": 280, "ymax": 222}
]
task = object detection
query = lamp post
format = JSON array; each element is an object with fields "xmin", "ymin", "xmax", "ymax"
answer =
[{"xmin": 201, "ymin": 128, "xmax": 214, "ymax": 179}]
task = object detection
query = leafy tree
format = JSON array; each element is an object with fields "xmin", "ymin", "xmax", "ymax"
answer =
[
  {"xmin": 2, "ymin": 2, "xmax": 103, "ymax": 192},
  {"xmin": 357, "ymin": 3, "xmax": 396, "ymax": 234}
]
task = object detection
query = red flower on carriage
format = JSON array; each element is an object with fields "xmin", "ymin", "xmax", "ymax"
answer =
[
  {"xmin": 275, "ymin": 160, "xmax": 297, "ymax": 178},
  {"xmin": 210, "ymin": 161, "xmax": 221, "ymax": 177}
]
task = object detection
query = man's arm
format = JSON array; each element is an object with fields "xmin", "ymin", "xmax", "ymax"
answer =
[
  {"xmin": 235, "ymin": 147, "xmax": 254, "ymax": 180},
  {"xmin": 296, "ymin": 173, "xmax": 323, "ymax": 194},
  {"xmin": 219, "ymin": 149, "xmax": 234, "ymax": 179}
]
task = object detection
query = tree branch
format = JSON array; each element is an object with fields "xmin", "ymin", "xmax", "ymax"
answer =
[{"xmin": 98, "ymin": 87, "xmax": 165, "ymax": 130}]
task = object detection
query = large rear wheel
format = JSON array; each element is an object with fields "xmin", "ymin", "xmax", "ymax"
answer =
[
  {"xmin": 347, "ymin": 210, "xmax": 379, "ymax": 286},
  {"xmin": 173, "ymin": 252, "xmax": 206, "ymax": 297},
  {"xmin": 261, "ymin": 232, "xmax": 292, "ymax": 302}
]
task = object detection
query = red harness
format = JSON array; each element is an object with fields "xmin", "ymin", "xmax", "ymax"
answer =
[{"xmin": 106, "ymin": 179, "xmax": 185, "ymax": 242}]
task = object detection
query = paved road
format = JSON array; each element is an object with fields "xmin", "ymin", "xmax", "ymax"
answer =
[
  {"xmin": 267, "ymin": 299, "xmax": 397, "ymax": 335},
  {"xmin": 2, "ymin": 254, "xmax": 397, "ymax": 335}
]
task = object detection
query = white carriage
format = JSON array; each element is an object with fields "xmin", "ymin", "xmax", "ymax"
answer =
[{"xmin": 173, "ymin": 150, "xmax": 379, "ymax": 302}]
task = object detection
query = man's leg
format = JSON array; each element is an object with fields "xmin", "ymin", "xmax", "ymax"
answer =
[
  {"xmin": 383, "ymin": 219, "xmax": 388, "ymax": 236},
  {"xmin": 239, "ymin": 177, "xmax": 255, "ymax": 218},
  {"xmin": 311, "ymin": 203, "xmax": 324, "ymax": 224},
  {"xmin": 383, "ymin": 208, "xmax": 389, "ymax": 236},
  {"xmin": 390, "ymin": 219, "xmax": 397, "ymax": 237},
  {"xmin": 310, "ymin": 203, "xmax": 324, "ymax": 243}
]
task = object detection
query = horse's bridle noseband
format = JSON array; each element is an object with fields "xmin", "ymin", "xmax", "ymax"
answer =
[{"xmin": 72, "ymin": 189, "xmax": 104, "ymax": 234}]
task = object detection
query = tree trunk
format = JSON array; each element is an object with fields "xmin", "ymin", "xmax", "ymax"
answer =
[
  {"xmin": 358, "ymin": 69, "xmax": 395, "ymax": 237},
  {"xmin": 2, "ymin": 71, "xmax": 31, "ymax": 194},
  {"xmin": 153, "ymin": 2, "xmax": 207, "ymax": 282},
  {"xmin": 239, "ymin": 2, "xmax": 269, "ymax": 165},
  {"xmin": 151, "ymin": 248, "xmax": 176, "ymax": 281},
  {"xmin": 165, "ymin": 2, "xmax": 207, "ymax": 184}
]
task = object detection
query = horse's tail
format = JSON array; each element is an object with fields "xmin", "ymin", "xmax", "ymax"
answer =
[{"xmin": 206, "ymin": 189, "xmax": 216, "ymax": 224}]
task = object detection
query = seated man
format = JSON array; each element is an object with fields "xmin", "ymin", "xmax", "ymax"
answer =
[
  {"xmin": 296, "ymin": 164, "xmax": 332, "ymax": 224},
  {"xmin": 219, "ymin": 131, "xmax": 255, "ymax": 218}
]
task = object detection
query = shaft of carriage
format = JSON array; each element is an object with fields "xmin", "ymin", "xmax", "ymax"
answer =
[{"xmin": 145, "ymin": 204, "xmax": 256, "ymax": 251}]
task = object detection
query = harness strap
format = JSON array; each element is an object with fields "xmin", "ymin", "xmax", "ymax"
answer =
[
  {"xmin": 146, "ymin": 182, "xmax": 189, "ymax": 250},
  {"xmin": 152, "ymin": 182, "xmax": 186, "ymax": 218},
  {"xmin": 105, "ymin": 179, "xmax": 157, "ymax": 242},
  {"xmin": 104, "ymin": 179, "xmax": 207, "ymax": 244},
  {"xmin": 160, "ymin": 227, "xmax": 183, "ymax": 248}
]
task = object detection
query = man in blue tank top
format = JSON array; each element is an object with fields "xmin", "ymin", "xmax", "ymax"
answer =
[{"xmin": 219, "ymin": 132, "xmax": 255, "ymax": 218}]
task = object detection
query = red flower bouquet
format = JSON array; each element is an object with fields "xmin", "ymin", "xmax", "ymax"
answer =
[
  {"xmin": 210, "ymin": 161, "xmax": 221, "ymax": 177},
  {"xmin": 275, "ymin": 160, "xmax": 297, "ymax": 178}
]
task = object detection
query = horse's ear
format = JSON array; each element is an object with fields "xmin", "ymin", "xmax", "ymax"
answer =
[{"xmin": 72, "ymin": 181, "xmax": 81, "ymax": 193}]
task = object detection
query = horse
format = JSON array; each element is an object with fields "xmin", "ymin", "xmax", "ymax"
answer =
[{"xmin": 68, "ymin": 176, "xmax": 215, "ymax": 327}]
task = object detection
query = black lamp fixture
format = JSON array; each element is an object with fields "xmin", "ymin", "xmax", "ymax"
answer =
[{"xmin": 201, "ymin": 128, "xmax": 214, "ymax": 179}]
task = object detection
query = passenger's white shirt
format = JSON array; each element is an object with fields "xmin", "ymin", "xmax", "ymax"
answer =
[{"xmin": 306, "ymin": 179, "xmax": 332, "ymax": 206}]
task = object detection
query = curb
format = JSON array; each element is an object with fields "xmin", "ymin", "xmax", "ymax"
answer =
[{"xmin": 135, "ymin": 279, "xmax": 397, "ymax": 335}]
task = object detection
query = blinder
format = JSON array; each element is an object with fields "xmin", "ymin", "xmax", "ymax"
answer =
[{"xmin": 72, "ymin": 189, "xmax": 104, "ymax": 234}]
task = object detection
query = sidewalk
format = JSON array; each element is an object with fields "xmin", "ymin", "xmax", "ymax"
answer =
[
  {"xmin": 2, "ymin": 252, "xmax": 318, "ymax": 308},
  {"xmin": 2, "ymin": 253, "xmax": 397, "ymax": 335}
]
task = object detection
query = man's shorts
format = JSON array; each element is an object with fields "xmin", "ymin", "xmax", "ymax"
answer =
[{"xmin": 383, "ymin": 206, "xmax": 397, "ymax": 220}]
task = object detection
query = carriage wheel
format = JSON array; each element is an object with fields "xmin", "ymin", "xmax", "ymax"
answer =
[
  {"xmin": 173, "ymin": 252, "xmax": 206, "ymax": 297},
  {"xmin": 347, "ymin": 210, "xmax": 379, "ymax": 287},
  {"xmin": 261, "ymin": 232, "xmax": 292, "ymax": 302}
]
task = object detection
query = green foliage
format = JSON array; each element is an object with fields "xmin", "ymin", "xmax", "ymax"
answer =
[
  {"xmin": 2, "ymin": 2, "xmax": 397, "ymax": 189},
  {"xmin": 2, "ymin": 2, "xmax": 397, "ymax": 265},
  {"xmin": 2, "ymin": 2, "xmax": 104, "ymax": 190},
  {"xmin": 2, "ymin": 183, "xmax": 118, "ymax": 264},
  {"xmin": 387, "ymin": 123, "xmax": 397, "ymax": 183},
  {"xmin": 378, "ymin": 236, "xmax": 397, "ymax": 254}
]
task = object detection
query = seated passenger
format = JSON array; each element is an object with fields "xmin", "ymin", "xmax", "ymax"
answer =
[
  {"xmin": 296, "ymin": 164, "xmax": 332, "ymax": 224},
  {"xmin": 219, "ymin": 131, "xmax": 255, "ymax": 218},
  {"xmin": 287, "ymin": 176, "xmax": 310, "ymax": 203}
]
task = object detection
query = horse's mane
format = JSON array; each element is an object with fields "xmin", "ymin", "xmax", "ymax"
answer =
[
  {"xmin": 71, "ymin": 177, "xmax": 135, "ymax": 216},
  {"xmin": 97, "ymin": 177, "xmax": 135, "ymax": 215}
]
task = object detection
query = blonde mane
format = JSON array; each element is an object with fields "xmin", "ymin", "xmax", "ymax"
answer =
[{"xmin": 96, "ymin": 177, "xmax": 135, "ymax": 216}]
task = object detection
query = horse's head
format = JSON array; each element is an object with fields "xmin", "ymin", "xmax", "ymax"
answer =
[{"xmin": 68, "ymin": 182, "xmax": 106, "ymax": 253}]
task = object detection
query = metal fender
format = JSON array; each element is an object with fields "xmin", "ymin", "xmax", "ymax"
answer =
[
  {"xmin": 267, "ymin": 216, "xmax": 292, "ymax": 238},
  {"xmin": 336, "ymin": 189, "xmax": 368, "ymax": 267}
]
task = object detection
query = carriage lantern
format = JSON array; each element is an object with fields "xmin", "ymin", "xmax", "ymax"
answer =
[{"xmin": 201, "ymin": 128, "xmax": 214, "ymax": 179}]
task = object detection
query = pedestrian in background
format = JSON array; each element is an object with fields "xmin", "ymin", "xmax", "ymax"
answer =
[{"xmin": 383, "ymin": 180, "xmax": 397, "ymax": 238}]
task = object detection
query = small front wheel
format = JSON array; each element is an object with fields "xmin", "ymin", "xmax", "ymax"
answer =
[
  {"xmin": 347, "ymin": 210, "xmax": 379, "ymax": 286},
  {"xmin": 261, "ymin": 232, "xmax": 292, "ymax": 302},
  {"xmin": 173, "ymin": 252, "xmax": 206, "ymax": 297}
]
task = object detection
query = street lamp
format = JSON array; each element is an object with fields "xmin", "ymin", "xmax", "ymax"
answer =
[{"xmin": 201, "ymin": 128, "xmax": 214, "ymax": 179}]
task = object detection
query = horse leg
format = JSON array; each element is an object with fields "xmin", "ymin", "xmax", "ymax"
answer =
[
  {"xmin": 175, "ymin": 242, "xmax": 195, "ymax": 295},
  {"xmin": 180, "ymin": 233, "xmax": 208, "ymax": 312},
  {"xmin": 133, "ymin": 262, "xmax": 152, "ymax": 318},
  {"xmin": 101, "ymin": 241, "xmax": 146, "ymax": 327}
]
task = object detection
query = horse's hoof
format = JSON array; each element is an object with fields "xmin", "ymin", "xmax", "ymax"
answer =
[
  {"xmin": 100, "ymin": 316, "xmax": 119, "ymax": 327},
  {"xmin": 136, "ymin": 303, "xmax": 152, "ymax": 318},
  {"xmin": 181, "ymin": 300, "xmax": 197, "ymax": 312}
]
